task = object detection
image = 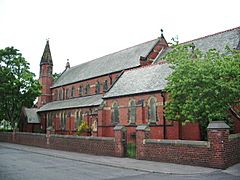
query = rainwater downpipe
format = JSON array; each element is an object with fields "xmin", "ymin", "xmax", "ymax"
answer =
[{"xmin": 160, "ymin": 92, "xmax": 166, "ymax": 139}]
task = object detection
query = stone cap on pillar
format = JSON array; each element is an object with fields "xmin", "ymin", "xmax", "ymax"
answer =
[
  {"xmin": 207, "ymin": 121, "xmax": 230, "ymax": 129},
  {"xmin": 114, "ymin": 124, "xmax": 126, "ymax": 131},
  {"xmin": 136, "ymin": 124, "xmax": 150, "ymax": 131}
]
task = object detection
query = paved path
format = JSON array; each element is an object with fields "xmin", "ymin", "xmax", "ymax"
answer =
[{"xmin": 0, "ymin": 142, "xmax": 239, "ymax": 180}]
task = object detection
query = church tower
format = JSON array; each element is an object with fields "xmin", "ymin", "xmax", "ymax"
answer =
[{"xmin": 37, "ymin": 40, "xmax": 53, "ymax": 108}]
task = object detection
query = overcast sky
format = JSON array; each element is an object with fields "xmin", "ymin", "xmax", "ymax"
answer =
[{"xmin": 0, "ymin": 0, "xmax": 239, "ymax": 77}]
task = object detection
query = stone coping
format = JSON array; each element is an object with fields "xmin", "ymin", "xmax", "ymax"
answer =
[
  {"xmin": 15, "ymin": 132, "xmax": 46, "ymax": 136},
  {"xmin": 0, "ymin": 132, "xmax": 114, "ymax": 142},
  {"xmin": 207, "ymin": 121, "xmax": 230, "ymax": 129},
  {"xmin": 229, "ymin": 133, "xmax": 240, "ymax": 141},
  {"xmin": 145, "ymin": 139, "xmax": 209, "ymax": 147},
  {"xmin": 51, "ymin": 134, "xmax": 115, "ymax": 142}
]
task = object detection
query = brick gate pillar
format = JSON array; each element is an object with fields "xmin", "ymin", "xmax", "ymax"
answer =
[
  {"xmin": 136, "ymin": 125, "xmax": 150, "ymax": 160},
  {"xmin": 207, "ymin": 121, "xmax": 230, "ymax": 169},
  {"xmin": 114, "ymin": 125, "xmax": 126, "ymax": 157}
]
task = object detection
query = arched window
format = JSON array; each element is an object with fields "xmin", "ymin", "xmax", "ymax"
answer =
[
  {"xmin": 79, "ymin": 85, "xmax": 83, "ymax": 96},
  {"xmin": 61, "ymin": 112, "xmax": 66, "ymax": 129},
  {"xmin": 111, "ymin": 102, "xmax": 119, "ymax": 124},
  {"xmin": 55, "ymin": 90, "xmax": 58, "ymax": 100},
  {"xmin": 85, "ymin": 84, "xmax": 90, "ymax": 95},
  {"xmin": 75, "ymin": 110, "xmax": 83, "ymax": 129},
  {"xmin": 148, "ymin": 97, "xmax": 157, "ymax": 123},
  {"xmin": 128, "ymin": 99, "xmax": 136, "ymax": 124},
  {"xmin": 95, "ymin": 81, "xmax": 100, "ymax": 94},
  {"xmin": 47, "ymin": 113, "xmax": 52, "ymax": 127},
  {"xmin": 47, "ymin": 66, "xmax": 52, "ymax": 76},
  {"xmin": 65, "ymin": 88, "xmax": 69, "ymax": 99},
  {"xmin": 71, "ymin": 86, "xmax": 75, "ymax": 97},
  {"xmin": 58, "ymin": 89, "xmax": 61, "ymax": 100},
  {"xmin": 103, "ymin": 80, "xmax": 108, "ymax": 92},
  {"xmin": 62, "ymin": 89, "xmax": 65, "ymax": 100}
]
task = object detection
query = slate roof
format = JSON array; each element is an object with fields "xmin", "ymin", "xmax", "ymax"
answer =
[
  {"xmin": 23, "ymin": 108, "xmax": 40, "ymax": 123},
  {"xmin": 155, "ymin": 26, "xmax": 240, "ymax": 63},
  {"xmin": 103, "ymin": 63, "xmax": 172, "ymax": 98},
  {"xmin": 52, "ymin": 39, "xmax": 159, "ymax": 88},
  {"xmin": 38, "ymin": 94, "xmax": 103, "ymax": 112}
]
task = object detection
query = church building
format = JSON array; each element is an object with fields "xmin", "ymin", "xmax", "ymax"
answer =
[{"xmin": 20, "ymin": 26, "xmax": 240, "ymax": 142}]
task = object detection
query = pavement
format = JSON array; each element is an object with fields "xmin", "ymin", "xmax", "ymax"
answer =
[{"xmin": 0, "ymin": 142, "xmax": 239, "ymax": 176}]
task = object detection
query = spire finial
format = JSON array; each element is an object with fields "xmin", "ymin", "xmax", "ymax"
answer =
[
  {"xmin": 160, "ymin": 29, "xmax": 164, "ymax": 38},
  {"xmin": 65, "ymin": 59, "xmax": 70, "ymax": 69}
]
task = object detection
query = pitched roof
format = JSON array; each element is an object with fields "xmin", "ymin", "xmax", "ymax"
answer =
[
  {"xmin": 182, "ymin": 26, "xmax": 240, "ymax": 52},
  {"xmin": 40, "ymin": 40, "xmax": 53, "ymax": 65},
  {"xmin": 103, "ymin": 63, "xmax": 172, "ymax": 98},
  {"xmin": 155, "ymin": 26, "xmax": 240, "ymax": 63},
  {"xmin": 23, "ymin": 108, "xmax": 40, "ymax": 123},
  {"xmin": 37, "ymin": 94, "xmax": 103, "ymax": 112},
  {"xmin": 52, "ymin": 39, "xmax": 159, "ymax": 88}
]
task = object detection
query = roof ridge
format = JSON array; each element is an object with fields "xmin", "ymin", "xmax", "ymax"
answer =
[
  {"xmin": 181, "ymin": 26, "xmax": 240, "ymax": 45},
  {"xmin": 68, "ymin": 38, "xmax": 159, "ymax": 70},
  {"xmin": 125, "ymin": 60, "xmax": 167, "ymax": 73}
]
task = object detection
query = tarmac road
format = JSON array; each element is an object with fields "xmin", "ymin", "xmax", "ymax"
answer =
[{"xmin": 0, "ymin": 142, "xmax": 239, "ymax": 180}]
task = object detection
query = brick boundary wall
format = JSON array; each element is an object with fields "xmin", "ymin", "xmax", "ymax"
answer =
[
  {"xmin": 0, "ymin": 121, "xmax": 239, "ymax": 169},
  {"xmin": 0, "ymin": 131, "xmax": 116, "ymax": 156},
  {"xmin": 136, "ymin": 121, "xmax": 240, "ymax": 169}
]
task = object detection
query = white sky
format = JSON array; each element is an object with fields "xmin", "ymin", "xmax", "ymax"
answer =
[{"xmin": 0, "ymin": 0, "xmax": 239, "ymax": 77}]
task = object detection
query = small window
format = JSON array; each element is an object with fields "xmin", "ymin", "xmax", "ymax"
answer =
[
  {"xmin": 148, "ymin": 97, "xmax": 157, "ymax": 123},
  {"xmin": 71, "ymin": 86, "xmax": 75, "ymax": 97},
  {"xmin": 85, "ymin": 84, "xmax": 90, "ymax": 95},
  {"xmin": 103, "ymin": 80, "xmax": 108, "ymax": 92},
  {"xmin": 111, "ymin": 102, "xmax": 119, "ymax": 124},
  {"xmin": 79, "ymin": 85, "xmax": 83, "ymax": 96},
  {"xmin": 95, "ymin": 81, "xmax": 100, "ymax": 94},
  {"xmin": 128, "ymin": 100, "xmax": 136, "ymax": 124}
]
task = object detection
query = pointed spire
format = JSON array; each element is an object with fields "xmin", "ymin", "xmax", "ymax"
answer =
[
  {"xmin": 40, "ymin": 39, "xmax": 53, "ymax": 65},
  {"xmin": 65, "ymin": 59, "xmax": 70, "ymax": 69}
]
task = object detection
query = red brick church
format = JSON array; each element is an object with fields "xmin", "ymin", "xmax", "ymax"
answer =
[{"xmin": 20, "ymin": 27, "xmax": 240, "ymax": 141}]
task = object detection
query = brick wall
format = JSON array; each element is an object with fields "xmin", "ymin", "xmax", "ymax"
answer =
[
  {"xmin": 0, "ymin": 131, "xmax": 115, "ymax": 157},
  {"xmin": 49, "ymin": 135, "xmax": 115, "ymax": 156},
  {"xmin": 136, "ymin": 121, "xmax": 240, "ymax": 169},
  {"xmin": 1, "ymin": 121, "xmax": 239, "ymax": 169}
]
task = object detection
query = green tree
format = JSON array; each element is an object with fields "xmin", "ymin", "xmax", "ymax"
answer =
[
  {"xmin": 164, "ymin": 44, "xmax": 240, "ymax": 140},
  {"xmin": 53, "ymin": 72, "xmax": 60, "ymax": 82},
  {"xmin": 0, "ymin": 47, "xmax": 41, "ymax": 129}
]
